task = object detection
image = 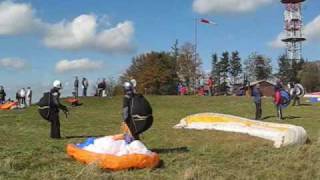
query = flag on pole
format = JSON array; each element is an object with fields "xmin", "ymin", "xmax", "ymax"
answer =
[{"xmin": 200, "ymin": 18, "xmax": 216, "ymax": 25}]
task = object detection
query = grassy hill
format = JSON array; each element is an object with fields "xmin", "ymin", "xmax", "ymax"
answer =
[{"xmin": 1, "ymin": 96, "xmax": 319, "ymax": 179}]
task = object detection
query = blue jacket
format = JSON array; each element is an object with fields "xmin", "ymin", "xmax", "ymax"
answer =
[{"xmin": 252, "ymin": 87, "xmax": 262, "ymax": 103}]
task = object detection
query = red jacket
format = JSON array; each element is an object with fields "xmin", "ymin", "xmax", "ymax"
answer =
[
  {"xmin": 274, "ymin": 90, "xmax": 281, "ymax": 105},
  {"xmin": 207, "ymin": 79, "xmax": 213, "ymax": 87}
]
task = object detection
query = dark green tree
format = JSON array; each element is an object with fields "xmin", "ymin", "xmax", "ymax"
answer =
[
  {"xmin": 298, "ymin": 62, "xmax": 320, "ymax": 92},
  {"xmin": 171, "ymin": 39, "xmax": 179, "ymax": 60},
  {"xmin": 291, "ymin": 58, "xmax": 305, "ymax": 83},
  {"xmin": 211, "ymin": 53, "xmax": 220, "ymax": 86},
  {"xmin": 277, "ymin": 54, "xmax": 291, "ymax": 84},
  {"xmin": 121, "ymin": 51, "xmax": 178, "ymax": 95},
  {"xmin": 244, "ymin": 52, "xmax": 272, "ymax": 81},
  {"xmin": 229, "ymin": 51, "xmax": 242, "ymax": 84},
  {"xmin": 219, "ymin": 51, "xmax": 230, "ymax": 92}
]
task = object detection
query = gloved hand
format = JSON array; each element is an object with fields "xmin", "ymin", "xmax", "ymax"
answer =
[
  {"xmin": 124, "ymin": 133, "xmax": 134, "ymax": 144},
  {"xmin": 63, "ymin": 109, "xmax": 69, "ymax": 118}
]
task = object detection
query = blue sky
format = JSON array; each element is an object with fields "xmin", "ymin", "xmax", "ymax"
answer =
[{"xmin": 0, "ymin": 0, "xmax": 319, "ymax": 99}]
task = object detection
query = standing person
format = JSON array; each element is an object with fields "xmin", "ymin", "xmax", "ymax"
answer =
[
  {"xmin": 274, "ymin": 84, "xmax": 283, "ymax": 120},
  {"xmin": 38, "ymin": 80, "xmax": 68, "ymax": 139},
  {"xmin": 74, "ymin": 76, "xmax": 79, "ymax": 98},
  {"xmin": 17, "ymin": 88, "xmax": 26, "ymax": 108},
  {"xmin": 16, "ymin": 91, "xmax": 20, "ymax": 106},
  {"xmin": 102, "ymin": 78, "xmax": 107, "ymax": 97},
  {"xmin": 82, "ymin": 77, "xmax": 89, "ymax": 97},
  {"xmin": 207, "ymin": 77, "xmax": 213, "ymax": 96},
  {"xmin": 0, "ymin": 86, "xmax": 6, "ymax": 104},
  {"xmin": 26, "ymin": 87, "xmax": 32, "ymax": 106},
  {"xmin": 290, "ymin": 82, "xmax": 301, "ymax": 106},
  {"xmin": 252, "ymin": 84, "xmax": 263, "ymax": 120},
  {"xmin": 177, "ymin": 82, "xmax": 182, "ymax": 95},
  {"xmin": 95, "ymin": 78, "xmax": 100, "ymax": 96}
]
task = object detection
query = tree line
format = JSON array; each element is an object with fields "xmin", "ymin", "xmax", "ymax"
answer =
[{"xmin": 118, "ymin": 40, "xmax": 320, "ymax": 95}]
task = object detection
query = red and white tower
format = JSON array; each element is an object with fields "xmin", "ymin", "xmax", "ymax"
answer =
[{"xmin": 281, "ymin": 0, "xmax": 306, "ymax": 61}]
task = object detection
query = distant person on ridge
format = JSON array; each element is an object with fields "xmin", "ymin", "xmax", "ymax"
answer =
[
  {"xmin": 74, "ymin": 76, "xmax": 79, "ymax": 98},
  {"xmin": 26, "ymin": 87, "xmax": 32, "ymax": 106},
  {"xmin": 82, "ymin": 77, "xmax": 89, "ymax": 97},
  {"xmin": 17, "ymin": 88, "xmax": 26, "ymax": 108},
  {"xmin": 0, "ymin": 86, "xmax": 6, "ymax": 104}
]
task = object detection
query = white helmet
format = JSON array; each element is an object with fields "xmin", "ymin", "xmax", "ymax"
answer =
[
  {"xmin": 123, "ymin": 82, "xmax": 132, "ymax": 89},
  {"xmin": 53, "ymin": 80, "xmax": 62, "ymax": 89}
]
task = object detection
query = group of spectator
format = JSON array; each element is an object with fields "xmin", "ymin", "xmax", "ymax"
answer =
[
  {"xmin": 177, "ymin": 77, "xmax": 215, "ymax": 96},
  {"xmin": 0, "ymin": 86, "xmax": 32, "ymax": 108},
  {"xmin": 252, "ymin": 80, "xmax": 299, "ymax": 121},
  {"xmin": 16, "ymin": 87, "xmax": 32, "ymax": 108},
  {"xmin": 73, "ymin": 76, "xmax": 89, "ymax": 98}
]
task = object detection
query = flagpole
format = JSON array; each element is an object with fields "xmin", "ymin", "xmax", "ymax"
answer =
[
  {"xmin": 194, "ymin": 17, "xmax": 198, "ymax": 95},
  {"xmin": 194, "ymin": 17, "xmax": 198, "ymax": 61}
]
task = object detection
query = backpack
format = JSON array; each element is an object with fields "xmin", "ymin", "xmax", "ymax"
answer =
[
  {"xmin": 130, "ymin": 94, "xmax": 153, "ymax": 135},
  {"xmin": 37, "ymin": 92, "xmax": 51, "ymax": 121},
  {"xmin": 280, "ymin": 90, "xmax": 291, "ymax": 109}
]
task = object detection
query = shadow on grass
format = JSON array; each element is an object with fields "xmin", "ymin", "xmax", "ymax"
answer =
[
  {"xmin": 296, "ymin": 103, "xmax": 312, "ymax": 106},
  {"xmin": 261, "ymin": 116, "xmax": 276, "ymax": 120},
  {"xmin": 261, "ymin": 115, "xmax": 301, "ymax": 120},
  {"xmin": 63, "ymin": 135, "xmax": 105, "ymax": 139},
  {"xmin": 151, "ymin": 147, "xmax": 189, "ymax": 154},
  {"xmin": 283, "ymin": 116, "xmax": 301, "ymax": 120}
]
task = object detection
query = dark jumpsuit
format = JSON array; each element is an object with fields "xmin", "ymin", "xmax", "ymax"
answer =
[
  {"xmin": 122, "ymin": 93, "xmax": 140, "ymax": 140},
  {"xmin": 49, "ymin": 88, "xmax": 68, "ymax": 139}
]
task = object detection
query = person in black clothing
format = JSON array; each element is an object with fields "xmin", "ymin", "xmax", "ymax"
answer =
[
  {"xmin": 74, "ymin": 76, "xmax": 79, "ymax": 98},
  {"xmin": 0, "ymin": 86, "xmax": 6, "ymax": 104},
  {"xmin": 49, "ymin": 80, "xmax": 68, "ymax": 139},
  {"xmin": 122, "ymin": 82, "xmax": 139, "ymax": 140},
  {"xmin": 97, "ymin": 78, "xmax": 107, "ymax": 97}
]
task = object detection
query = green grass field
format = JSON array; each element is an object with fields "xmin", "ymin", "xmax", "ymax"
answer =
[{"xmin": 1, "ymin": 96, "xmax": 320, "ymax": 180}]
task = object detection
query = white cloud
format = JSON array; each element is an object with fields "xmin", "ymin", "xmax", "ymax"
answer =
[
  {"xmin": 193, "ymin": 0, "xmax": 273, "ymax": 14},
  {"xmin": 44, "ymin": 15, "xmax": 97, "ymax": 50},
  {"xmin": 55, "ymin": 58, "xmax": 103, "ymax": 73},
  {"xmin": 0, "ymin": 58, "xmax": 27, "ymax": 70},
  {"xmin": 268, "ymin": 32, "xmax": 286, "ymax": 48},
  {"xmin": 269, "ymin": 15, "xmax": 320, "ymax": 48},
  {"xmin": 94, "ymin": 21, "xmax": 135, "ymax": 53},
  {"xmin": 304, "ymin": 15, "xmax": 320, "ymax": 42},
  {"xmin": 0, "ymin": 1, "xmax": 43, "ymax": 35},
  {"xmin": 0, "ymin": 1, "xmax": 135, "ymax": 54},
  {"xmin": 44, "ymin": 15, "xmax": 135, "ymax": 53}
]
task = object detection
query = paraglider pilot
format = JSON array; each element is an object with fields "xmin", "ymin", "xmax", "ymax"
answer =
[
  {"xmin": 50, "ymin": 80, "xmax": 69, "ymax": 138},
  {"xmin": 38, "ymin": 80, "xmax": 69, "ymax": 139},
  {"xmin": 118, "ymin": 81, "xmax": 153, "ymax": 143},
  {"xmin": 122, "ymin": 82, "xmax": 138, "ymax": 141}
]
